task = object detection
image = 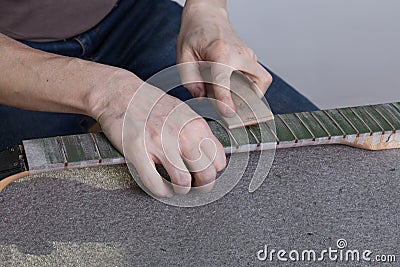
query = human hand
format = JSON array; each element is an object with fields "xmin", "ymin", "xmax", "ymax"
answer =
[
  {"xmin": 177, "ymin": 0, "xmax": 273, "ymax": 117},
  {"xmin": 94, "ymin": 72, "xmax": 226, "ymax": 197}
]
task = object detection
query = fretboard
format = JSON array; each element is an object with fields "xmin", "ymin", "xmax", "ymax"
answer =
[{"xmin": 23, "ymin": 102, "xmax": 400, "ymax": 172}]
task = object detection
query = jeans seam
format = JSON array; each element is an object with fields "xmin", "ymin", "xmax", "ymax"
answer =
[{"xmin": 73, "ymin": 37, "xmax": 86, "ymax": 57}]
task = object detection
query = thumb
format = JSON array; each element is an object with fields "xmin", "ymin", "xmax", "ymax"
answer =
[
  {"xmin": 177, "ymin": 56, "xmax": 206, "ymax": 98},
  {"xmin": 210, "ymin": 63, "xmax": 236, "ymax": 117}
]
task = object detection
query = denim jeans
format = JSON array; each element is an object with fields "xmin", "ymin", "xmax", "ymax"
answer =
[{"xmin": 0, "ymin": 0, "xmax": 317, "ymax": 147}]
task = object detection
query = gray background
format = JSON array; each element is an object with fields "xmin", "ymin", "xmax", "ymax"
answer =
[{"xmin": 175, "ymin": 0, "xmax": 400, "ymax": 109}]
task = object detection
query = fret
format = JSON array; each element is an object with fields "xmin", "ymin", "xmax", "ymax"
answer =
[
  {"xmin": 361, "ymin": 106, "xmax": 387, "ymax": 133},
  {"xmin": 337, "ymin": 109, "xmax": 360, "ymax": 135},
  {"xmin": 312, "ymin": 110, "xmax": 345, "ymax": 137},
  {"xmin": 350, "ymin": 106, "xmax": 383, "ymax": 133},
  {"xmin": 23, "ymin": 137, "xmax": 65, "ymax": 171},
  {"xmin": 296, "ymin": 112, "xmax": 330, "ymax": 138},
  {"xmin": 294, "ymin": 113, "xmax": 316, "ymax": 140},
  {"xmin": 391, "ymin": 102, "xmax": 400, "ymax": 113},
  {"xmin": 272, "ymin": 116, "xmax": 295, "ymax": 142},
  {"xmin": 60, "ymin": 135, "xmax": 101, "ymax": 166},
  {"xmin": 309, "ymin": 112, "xmax": 332, "ymax": 138},
  {"xmin": 56, "ymin": 136, "xmax": 68, "ymax": 167},
  {"xmin": 371, "ymin": 105, "xmax": 400, "ymax": 130},
  {"xmin": 248, "ymin": 127, "xmax": 260, "ymax": 144},
  {"xmin": 275, "ymin": 115, "xmax": 297, "ymax": 141},
  {"xmin": 322, "ymin": 110, "xmax": 345, "ymax": 136},
  {"xmin": 265, "ymin": 120, "xmax": 279, "ymax": 142},
  {"xmin": 324, "ymin": 109, "xmax": 357, "ymax": 136},
  {"xmin": 381, "ymin": 104, "xmax": 400, "ymax": 127},
  {"xmin": 90, "ymin": 133, "xmax": 103, "ymax": 163},
  {"xmin": 208, "ymin": 121, "xmax": 232, "ymax": 148},
  {"xmin": 339, "ymin": 108, "xmax": 372, "ymax": 134},
  {"xmin": 279, "ymin": 114, "xmax": 314, "ymax": 140},
  {"xmin": 229, "ymin": 127, "xmax": 257, "ymax": 147},
  {"xmin": 249, "ymin": 121, "xmax": 279, "ymax": 143},
  {"xmin": 91, "ymin": 133, "xmax": 123, "ymax": 162},
  {"xmin": 225, "ymin": 129, "xmax": 239, "ymax": 148},
  {"xmin": 365, "ymin": 105, "xmax": 394, "ymax": 131}
]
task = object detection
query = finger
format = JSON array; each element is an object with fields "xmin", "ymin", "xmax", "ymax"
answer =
[
  {"xmin": 240, "ymin": 61, "xmax": 273, "ymax": 98},
  {"xmin": 210, "ymin": 63, "xmax": 236, "ymax": 117},
  {"xmin": 160, "ymin": 147, "xmax": 192, "ymax": 195},
  {"xmin": 132, "ymin": 152, "xmax": 173, "ymax": 198},
  {"xmin": 192, "ymin": 136, "xmax": 225, "ymax": 193},
  {"xmin": 199, "ymin": 134, "xmax": 226, "ymax": 172},
  {"xmin": 206, "ymin": 135, "xmax": 227, "ymax": 172},
  {"xmin": 177, "ymin": 55, "xmax": 206, "ymax": 98},
  {"xmin": 193, "ymin": 166, "xmax": 217, "ymax": 193},
  {"xmin": 181, "ymin": 138, "xmax": 217, "ymax": 189}
]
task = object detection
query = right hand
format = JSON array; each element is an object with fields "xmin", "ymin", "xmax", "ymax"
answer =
[{"xmin": 95, "ymin": 73, "xmax": 226, "ymax": 197}]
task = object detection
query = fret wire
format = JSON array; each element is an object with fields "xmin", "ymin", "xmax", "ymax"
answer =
[
  {"xmin": 371, "ymin": 106, "xmax": 395, "ymax": 131},
  {"xmin": 56, "ymin": 136, "xmax": 68, "ymax": 167},
  {"xmin": 337, "ymin": 109, "xmax": 360, "ymax": 135},
  {"xmin": 225, "ymin": 127, "xmax": 239, "ymax": 148},
  {"xmin": 349, "ymin": 107, "xmax": 372, "ymax": 134},
  {"xmin": 389, "ymin": 103, "xmax": 400, "ymax": 130},
  {"xmin": 89, "ymin": 133, "xmax": 103, "ymax": 164},
  {"xmin": 294, "ymin": 113, "xmax": 316, "ymax": 140},
  {"xmin": 362, "ymin": 106, "xmax": 385, "ymax": 133},
  {"xmin": 382, "ymin": 105, "xmax": 400, "ymax": 126},
  {"xmin": 390, "ymin": 102, "xmax": 400, "ymax": 114},
  {"xmin": 247, "ymin": 127, "xmax": 260, "ymax": 146},
  {"xmin": 309, "ymin": 112, "xmax": 331, "ymax": 138},
  {"xmin": 264, "ymin": 122, "xmax": 280, "ymax": 143},
  {"xmin": 277, "ymin": 115, "xmax": 298, "ymax": 141},
  {"xmin": 322, "ymin": 110, "xmax": 346, "ymax": 137}
]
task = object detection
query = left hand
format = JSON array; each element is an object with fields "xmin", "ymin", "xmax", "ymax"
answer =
[{"xmin": 177, "ymin": 0, "xmax": 273, "ymax": 117}]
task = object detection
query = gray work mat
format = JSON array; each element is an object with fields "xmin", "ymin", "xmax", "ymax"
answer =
[{"xmin": 0, "ymin": 145, "xmax": 399, "ymax": 266}]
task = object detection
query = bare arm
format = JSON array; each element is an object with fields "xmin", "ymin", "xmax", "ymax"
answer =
[
  {"xmin": 0, "ymin": 33, "xmax": 137, "ymax": 119},
  {"xmin": 0, "ymin": 33, "xmax": 226, "ymax": 197}
]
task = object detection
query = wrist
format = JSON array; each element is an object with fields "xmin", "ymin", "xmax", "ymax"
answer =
[
  {"xmin": 86, "ymin": 67, "xmax": 141, "ymax": 122},
  {"xmin": 183, "ymin": 0, "xmax": 228, "ymax": 19},
  {"xmin": 185, "ymin": 0, "xmax": 226, "ymax": 9}
]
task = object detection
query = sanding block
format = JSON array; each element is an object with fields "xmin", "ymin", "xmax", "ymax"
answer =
[{"xmin": 207, "ymin": 71, "xmax": 274, "ymax": 129}]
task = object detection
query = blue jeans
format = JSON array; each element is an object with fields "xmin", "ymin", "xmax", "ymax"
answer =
[{"xmin": 0, "ymin": 0, "xmax": 317, "ymax": 147}]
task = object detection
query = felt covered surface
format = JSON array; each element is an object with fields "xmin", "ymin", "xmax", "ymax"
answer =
[{"xmin": 0, "ymin": 145, "xmax": 399, "ymax": 266}]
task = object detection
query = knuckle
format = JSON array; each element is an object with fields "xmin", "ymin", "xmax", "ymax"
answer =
[
  {"xmin": 210, "ymin": 39, "xmax": 229, "ymax": 51},
  {"xmin": 146, "ymin": 127, "xmax": 161, "ymax": 142},
  {"xmin": 198, "ymin": 167, "xmax": 217, "ymax": 185},
  {"xmin": 247, "ymin": 47, "xmax": 256, "ymax": 57},
  {"xmin": 173, "ymin": 173, "xmax": 191, "ymax": 187},
  {"xmin": 191, "ymin": 118, "xmax": 209, "ymax": 132},
  {"xmin": 262, "ymin": 72, "xmax": 273, "ymax": 88},
  {"xmin": 266, "ymin": 72, "xmax": 273, "ymax": 85},
  {"xmin": 214, "ymin": 155, "xmax": 227, "ymax": 172},
  {"xmin": 214, "ymin": 75, "xmax": 230, "ymax": 88},
  {"xmin": 253, "ymin": 53, "xmax": 258, "ymax": 61}
]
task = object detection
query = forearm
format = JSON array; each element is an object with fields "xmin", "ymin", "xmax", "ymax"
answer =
[{"xmin": 0, "ymin": 33, "xmax": 138, "ymax": 120}]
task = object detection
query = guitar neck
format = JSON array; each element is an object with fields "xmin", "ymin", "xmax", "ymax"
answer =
[
  {"xmin": 6, "ymin": 102, "xmax": 400, "ymax": 175},
  {"xmin": 220, "ymin": 101, "xmax": 400, "ymax": 151}
]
